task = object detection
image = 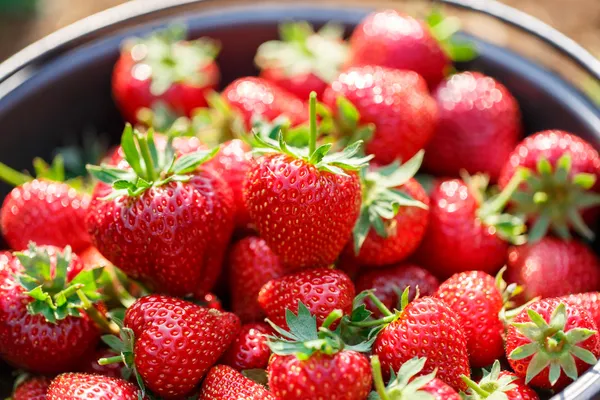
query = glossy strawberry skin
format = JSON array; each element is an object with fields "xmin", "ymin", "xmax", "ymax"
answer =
[
  {"xmin": 222, "ymin": 77, "xmax": 308, "ymax": 129},
  {"xmin": 424, "ymin": 72, "xmax": 521, "ymax": 181},
  {"xmin": 268, "ymin": 351, "xmax": 372, "ymax": 400},
  {"xmin": 79, "ymin": 348, "xmax": 122, "ymax": 379},
  {"xmin": 323, "ymin": 66, "xmax": 437, "ymax": 165},
  {"xmin": 228, "ymin": 237, "xmax": 283, "ymax": 323},
  {"xmin": 258, "ymin": 268, "xmax": 355, "ymax": 329},
  {"xmin": 373, "ymin": 297, "xmax": 470, "ymax": 391},
  {"xmin": 422, "ymin": 378, "xmax": 462, "ymax": 400},
  {"xmin": 1, "ymin": 179, "xmax": 91, "ymax": 252},
  {"xmin": 245, "ymin": 154, "xmax": 361, "ymax": 271},
  {"xmin": 221, "ymin": 323, "xmax": 271, "ymax": 371},
  {"xmin": 507, "ymin": 238, "xmax": 600, "ymax": 301},
  {"xmin": 489, "ymin": 371, "xmax": 540, "ymax": 400},
  {"xmin": 200, "ymin": 365, "xmax": 276, "ymax": 400},
  {"xmin": 13, "ymin": 376, "xmax": 51, "ymax": 400},
  {"xmin": 0, "ymin": 249, "xmax": 99, "ymax": 374},
  {"xmin": 123, "ymin": 295, "xmax": 240, "ymax": 399},
  {"xmin": 560, "ymin": 292, "xmax": 600, "ymax": 329},
  {"xmin": 261, "ymin": 68, "xmax": 329, "ymax": 101},
  {"xmin": 434, "ymin": 271, "xmax": 505, "ymax": 368},
  {"xmin": 355, "ymin": 264, "xmax": 439, "ymax": 317},
  {"xmin": 415, "ymin": 179, "xmax": 507, "ymax": 279},
  {"xmin": 348, "ymin": 10, "xmax": 449, "ymax": 88},
  {"xmin": 506, "ymin": 298, "xmax": 600, "ymax": 390},
  {"xmin": 87, "ymin": 167, "xmax": 234, "ymax": 297},
  {"xmin": 47, "ymin": 373, "xmax": 144, "ymax": 400}
]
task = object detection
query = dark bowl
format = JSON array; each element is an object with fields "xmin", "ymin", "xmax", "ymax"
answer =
[{"xmin": 0, "ymin": 0, "xmax": 599, "ymax": 398}]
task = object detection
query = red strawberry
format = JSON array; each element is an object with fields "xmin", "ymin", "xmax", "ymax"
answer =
[
  {"xmin": 506, "ymin": 298, "xmax": 600, "ymax": 390},
  {"xmin": 498, "ymin": 130, "xmax": 600, "ymax": 242},
  {"xmin": 255, "ymin": 21, "xmax": 348, "ymax": 100},
  {"xmin": 12, "ymin": 376, "xmax": 51, "ymax": 400},
  {"xmin": 221, "ymin": 322, "xmax": 271, "ymax": 371},
  {"xmin": 78, "ymin": 246, "xmax": 112, "ymax": 269},
  {"xmin": 47, "ymin": 373, "xmax": 144, "ymax": 400},
  {"xmin": 228, "ymin": 236, "xmax": 283, "ymax": 323},
  {"xmin": 506, "ymin": 238, "xmax": 600, "ymax": 301},
  {"xmin": 112, "ymin": 26, "xmax": 220, "ymax": 123},
  {"xmin": 79, "ymin": 348, "xmax": 122, "ymax": 379},
  {"xmin": 245, "ymin": 93, "xmax": 369, "ymax": 270},
  {"xmin": 424, "ymin": 72, "xmax": 522, "ymax": 181},
  {"xmin": 87, "ymin": 126, "xmax": 234, "ymax": 297},
  {"xmin": 0, "ymin": 244, "xmax": 105, "ymax": 374},
  {"xmin": 200, "ymin": 365, "xmax": 275, "ymax": 400},
  {"xmin": 258, "ymin": 268, "xmax": 355, "ymax": 329},
  {"xmin": 462, "ymin": 360, "xmax": 540, "ymax": 400},
  {"xmin": 560, "ymin": 292, "xmax": 600, "ymax": 329},
  {"xmin": 355, "ymin": 264, "xmax": 439, "ymax": 317},
  {"xmin": 323, "ymin": 65, "xmax": 437, "ymax": 165},
  {"xmin": 198, "ymin": 292, "xmax": 223, "ymax": 311}
]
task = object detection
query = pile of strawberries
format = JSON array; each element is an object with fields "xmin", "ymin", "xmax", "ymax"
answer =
[{"xmin": 1, "ymin": 8, "xmax": 600, "ymax": 400}]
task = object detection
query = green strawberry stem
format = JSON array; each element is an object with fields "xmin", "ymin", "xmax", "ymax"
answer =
[
  {"xmin": 321, "ymin": 309, "xmax": 343, "ymax": 330},
  {"xmin": 309, "ymin": 92, "xmax": 317, "ymax": 155},
  {"xmin": 478, "ymin": 169, "xmax": 524, "ymax": 218},
  {"xmin": 98, "ymin": 355, "xmax": 123, "ymax": 366},
  {"xmin": 0, "ymin": 162, "xmax": 32, "ymax": 186},
  {"xmin": 367, "ymin": 292, "xmax": 394, "ymax": 318},
  {"xmin": 76, "ymin": 290, "xmax": 120, "ymax": 335},
  {"xmin": 461, "ymin": 375, "xmax": 490, "ymax": 398},
  {"xmin": 137, "ymin": 134, "xmax": 158, "ymax": 182},
  {"xmin": 371, "ymin": 355, "xmax": 390, "ymax": 400}
]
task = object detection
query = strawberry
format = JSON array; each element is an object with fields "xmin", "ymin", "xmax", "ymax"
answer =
[
  {"xmin": 200, "ymin": 365, "xmax": 276, "ymax": 400},
  {"xmin": 323, "ymin": 65, "xmax": 437, "ymax": 165},
  {"xmin": 258, "ymin": 268, "xmax": 355, "ymax": 329},
  {"xmin": 0, "ymin": 244, "xmax": 106, "ymax": 374},
  {"xmin": 498, "ymin": 130, "xmax": 600, "ymax": 242},
  {"xmin": 506, "ymin": 299, "xmax": 600, "ymax": 390},
  {"xmin": 79, "ymin": 348, "xmax": 122, "ymax": 379},
  {"xmin": 228, "ymin": 236, "xmax": 283, "ymax": 323},
  {"xmin": 352, "ymin": 152, "xmax": 429, "ymax": 267},
  {"xmin": 86, "ymin": 126, "xmax": 234, "ymax": 297},
  {"xmin": 355, "ymin": 263, "xmax": 440, "ymax": 317},
  {"xmin": 370, "ymin": 356, "xmax": 461, "ymax": 400},
  {"xmin": 245, "ymin": 93, "xmax": 370, "ymax": 270},
  {"xmin": 255, "ymin": 21, "xmax": 348, "ymax": 100},
  {"xmin": 560, "ymin": 292, "xmax": 600, "ymax": 329},
  {"xmin": 506, "ymin": 237, "xmax": 600, "ymax": 301},
  {"xmin": 102, "ymin": 294, "xmax": 240, "ymax": 399},
  {"xmin": 221, "ymin": 322, "xmax": 272, "ymax": 371},
  {"xmin": 47, "ymin": 373, "xmax": 144, "ymax": 400},
  {"xmin": 198, "ymin": 292, "xmax": 223, "ymax": 310},
  {"xmin": 12, "ymin": 376, "xmax": 51, "ymax": 400},
  {"xmin": 462, "ymin": 360, "xmax": 540, "ymax": 400},
  {"xmin": 424, "ymin": 72, "xmax": 522, "ymax": 181},
  {"xmin": 112, "ymin": 25, "xmax": 220, "ymax": 124}
]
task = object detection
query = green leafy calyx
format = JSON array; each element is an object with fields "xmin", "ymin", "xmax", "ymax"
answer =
[
  {"xmin": 369, "ymin": 356, "xmax": 437, "ymax": 400},
  {"xmin": 461, "ymin": 360, "xmax": 518, "ymax": 400},
  {"xmin": 426, "ymin": 9, "xmax": 477, "ymax": 63}
]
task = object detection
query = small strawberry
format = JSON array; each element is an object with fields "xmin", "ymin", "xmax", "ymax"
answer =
[
  {"xmin": 560, "ymin": 292, "xmax": 600, "ymax": 329},
  {"xmin": 200, "ymin": 365, "xmax": 276, "ymax": 400},
  {"xmin": 12, "ymin": 376, "xmax": 51, "ymax": 400},
  {"xmin": 498, "ymin": 130, "xmax": 600, "ymax": 242},
  {"xmin": 46, "ymin": 373, "xmax": 144, "ymax": 400},
  {"xmin": 79, "ymin": 348, "xmax": 122, "ymax": 379},
  {"xmin": 506, "ymin": 299, "xmax": 600, "ymax": 391},
  {"xmin": 506, "ymin": 237, "xmax": 600, "ymax": 301},
  {"xmin": 255, "ymin": 21, "xmax": 348, "ymax": 100},
  {"xmin": 112, "ymin": 25, "xmax": 220, "ymax": 123},
  {"xmin": 198, "ymin": 292, "xmax": 223, "ymax": 310},
  {"xmin": 323, "ymin": 65, "xmax": 437, "ymax": 165},
  {"xmin": 221, "ymin": 322, "xmax": 272, "ymax": 371},
  {"xmin": 424, "ymin": 72, "xmax": 522, "ymax": 181},
  {"xmin": 228, "ymin": 236, "xmax": 283, "ymax": 323},
  {"xmin": 258, "ymin": 268, "xmax": 355, "ymax": 329},
  {"xmin": 87, "ymin": 126, "xmax": 234, "ymax": 297},
  {"xmin": 461, "ymin": 360, "xmax": 540, "ymax": 400},
  {"xmin": 245, "ymin": 93, "xmax": 371, "ymax": 270}
]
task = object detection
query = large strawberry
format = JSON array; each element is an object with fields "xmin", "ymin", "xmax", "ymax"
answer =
[
  {"xmin": 47, "ymin": 373, "xmax": 144, "ymax": 400},
  {"xmin": 0, "ymin": 244, "xmax": 105, "ymax": 374},
  {"xmin": 255, "ymin": 21, "xmax": 348, "ymax": 100},
  {"xmin": 245, "ymin": 93, "xmax": 370, "ymax": 270},
  {"xmin": 323, "ymin": 65, "xmax": 437, "ymax": 165},
  {"xmin": 506, "ymin": 237, "xmax": 600, "ymax": 301},
  {"xmin": 462, "ymin": 360, "xmax": 540, "ymax": 400},
  {"xmin": 498, "ymin": 130, "xmax": 600, "ymax": 242},
  {"xmin": 12, "ymin": 376, "xmax": 51, "ymax": 400},
  {"xmin": 506, "ymin": 299, "xmax": 600, "ymax": 391},
  {"xmin": 87, "ymin": 126, "xmax": 234, "ymax": 297},
  {"xmin": 200, "ymin": 365, "xmax": 276, "ymax": 400},
  {"xmin": 561, "ymin": 292, "xmax": 600, "ymax": 329},
  {"xmin": 221, "ymin": 322, "xmax": 272, "ymax": 371},
  {"xmin": 228, "ymin": 236, "xmax": 283, "ymax": 322},
  {"xmin": 112, "ymin": 25, "xmax": 220, "ymax": 123},
  {"xmin": 424, "ymin": 72, "xmax": 522, "ymax": 181}
]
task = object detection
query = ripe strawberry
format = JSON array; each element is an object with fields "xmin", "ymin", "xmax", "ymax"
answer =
[
  {"xmin": 87, "ymin": 126, "xmax": 234, "ymax": 297},
  {"xmin": 221, "ymin": 322, "xmax": 271, "ymax": 371},
  {"xmin": 355, "ymin": 264, "xmax": 439, "ymax": 317},
  {"xmin": 47, "ymin": 373, "xmax": 144, "ymax": 400},
  {"xmin": 323, "ymin": 65, "xmax": 437, "ymax": 165},
  {"xmin": 506, "ymin": 238, "xmax": 600, "ymax": 301},
  {"xmin": 79, "ymin": 348, "xmax": 122, "ymax": 379},
  {"xmin": 560, "ymin": 292, "xmax": 600, "ymax": 329},
  {"xmin": 12, "ymin": 376, "xmax": 51, "ymax": 400},
  {"xmin": 0, "ymin": 244, "xmax": 104, "ymax": 374},
  {"xmin": 198, "ymin": 292, "xmax": 223, "ymax": 310},
  {"xmin": 258, "ymin": 268, "xmax": 355, "ymax": 329},
  {"xmin": 498, "ymin": 130, "xmax": 600, "ymax": 242},
  {"xmin": 228, "ymin": 236, "xmax": 283, "ymax": 322},
  {"xmin": 200, "ymin": 365, "xmax": 275, "ymax": 400},
  {"xmin": 424, "ymin": 72, "xmax": 522, "ymax": 181},
  {"xmin": 255, "ymin": 21, "xmax": 348, "ymax": 100},
  {"xmin": 462, "ymin": 360, "xmax": 540, "ymax": 400},
  {"xmin": 112, "ymin": 26, "xmax": 220, "ymax": 123},
  {"xmin": 506, "ymin": 299, "xmax": 600, "ymax": 390},
  {"xmin": 245, "ymin": 93, "xmax": 370, "ymax": 270}
]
